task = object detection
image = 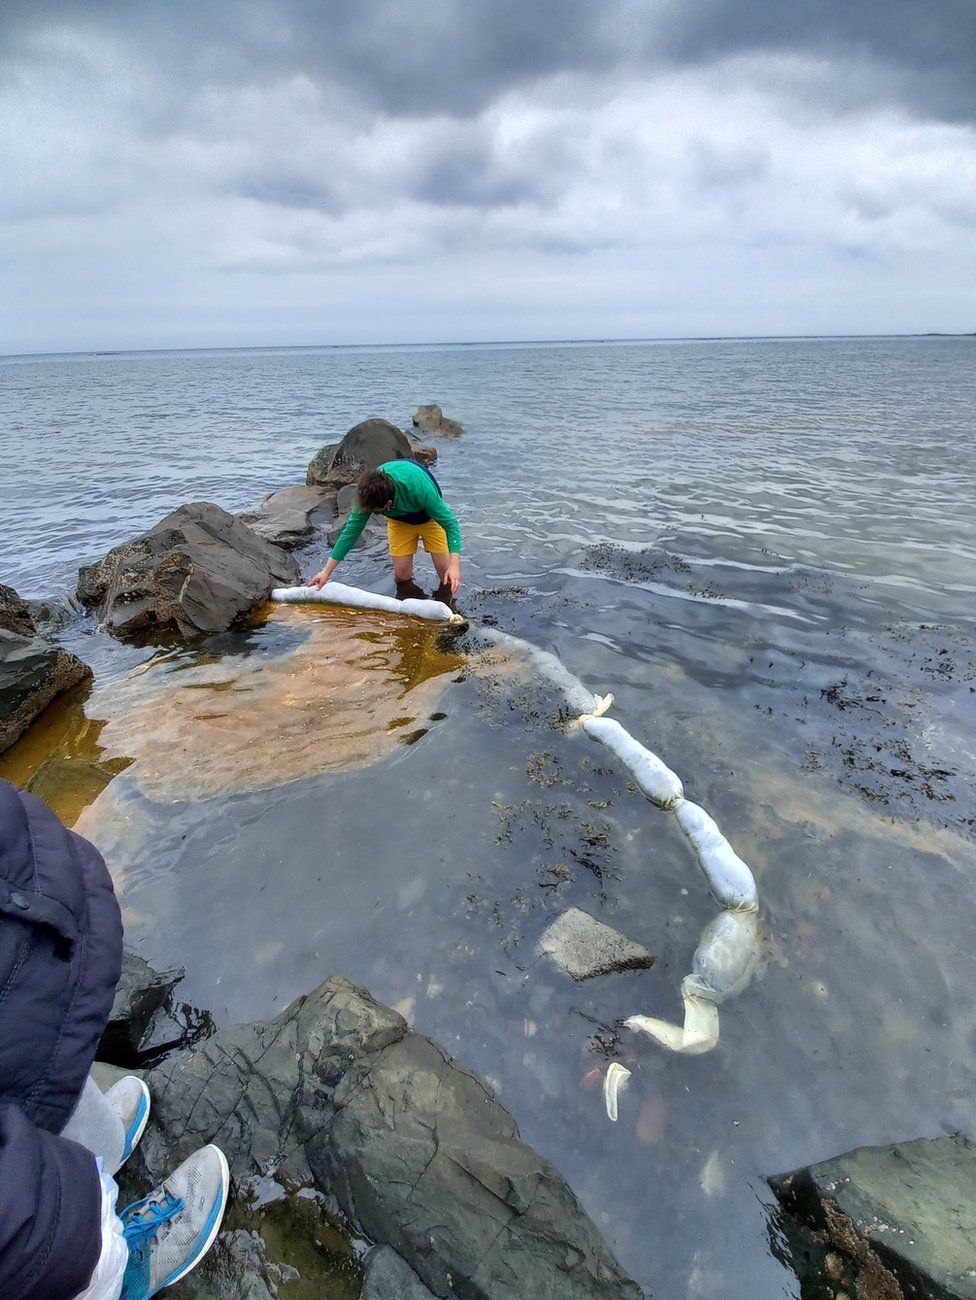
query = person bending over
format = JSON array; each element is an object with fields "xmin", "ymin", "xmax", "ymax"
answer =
[
  {"xmin": 0, "ymin": 779, "xmax": 229, "ymax": 1299},
  {"xmin": 309, "ymin": 460, "xmax": 462, "ymax": 604}
]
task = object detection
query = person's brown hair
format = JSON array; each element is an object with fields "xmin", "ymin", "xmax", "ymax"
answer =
[{"xmin": 357, "ymin": 469, "xmax": 395, "ymax": 510}]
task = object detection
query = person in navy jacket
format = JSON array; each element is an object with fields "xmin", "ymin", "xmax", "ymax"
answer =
[{"xmin": 0, "ymin": 780, "xmax": 229, "ymax": 1299}]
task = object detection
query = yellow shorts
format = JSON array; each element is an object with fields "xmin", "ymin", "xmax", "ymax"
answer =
[{"xmin": 386, "ymin": 518, "xmax": 449, "ymax": 557}]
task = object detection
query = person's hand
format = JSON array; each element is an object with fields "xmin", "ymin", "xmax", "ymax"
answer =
[
  {"xmin": 308, "ymin": 568, "xmax": 331, "ymax": 590},
  {"xmin": 445, "ymin": 556, "xmax": 461, "ymax": 594}
]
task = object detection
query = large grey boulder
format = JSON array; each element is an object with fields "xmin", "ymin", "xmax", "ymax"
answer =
[
  {"xmin": 539, "ymin": 907, "xmax": 654, "ymax": 980},
  {"xmin": 237, "ymin": 485, "xmax": 336, "ymax": 549},
  {"xmin": 134, "ymin": 974, "xmax": 644, "ymax": 1300},
  {"xmin": 307, "ymin": 419, "xmax": 437, "ymax": 488},
  {"xmin": 770, "ymin": 1135, "xmax": 976, "ymax": 1299},
  {"xmin": 414, "ymin": 404, "xmax": 464, "ymax": 437},
  {"xmin": 0, "ymin": 626, "xmax": 91, "ymax": 754},
  {"xmin": 76, "ymin": 502, "xmax": 299, "ymax": 640}
]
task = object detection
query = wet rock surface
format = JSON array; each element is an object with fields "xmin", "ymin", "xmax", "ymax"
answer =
[
  {"xmin": 98, "ymin": 947, "xmax": 213, "ymax": 1067},
  {"xmin": 237, "ymin": 485, "xmax": 336, "ymax": 549},
  {"xmin": 76, "ymin": 502, "xmax": 299, "ymax": 640},
  {"xmin": 362, "ymin": 1246, "xmax": 437, "ymax": 1298},
  {"xmin": 0, "ymin": 583, "xmax": 37, "ymax": 637},
  {"xmin": 539, "ymin": 906, "xmax": 654, "ymax": 980},
  {"xmin": 128, "ymin": 973, "xmax": 644, "ymax": 1300},
  {"xmin": 770, "ymin": 1135, "xmax": 976, "ymax": 1299},
  {"xmin": 413, "ymin": 404, "xmax": 464, "ymax": 437},
  {"xmin": 0, "ymin": 625, "xmax": 92, "ymax": 754}
]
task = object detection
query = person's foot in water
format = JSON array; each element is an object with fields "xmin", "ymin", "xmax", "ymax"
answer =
[
  {"xmin": 431, "ymin": 583, "xmax": 456, "ymax": 610},
  {"xmin": 396, "ymin": 579, "xmax": 425, "ymax": 601}
]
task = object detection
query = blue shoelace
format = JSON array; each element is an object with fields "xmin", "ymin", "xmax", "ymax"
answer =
[{"xmin": 119, "ymin": 1194, "xmax": 185, "ymax": 1300}]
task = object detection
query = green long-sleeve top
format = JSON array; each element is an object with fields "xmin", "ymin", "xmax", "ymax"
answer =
[{"xmin": 329, "ymin": 460, "xmax": 462, "ymax": 561}]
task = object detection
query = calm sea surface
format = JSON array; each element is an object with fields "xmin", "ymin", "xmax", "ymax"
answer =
[{"xmin": 2, "ymin": 338, "xmax": 975, "ymax": 1297}]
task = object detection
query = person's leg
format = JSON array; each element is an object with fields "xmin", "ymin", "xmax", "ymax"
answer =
[
  {"xmin": 388, "ymin": 520, "xmax": 424, "ymax": 599},
  {"xmin": 62, "ymin": 1078, "xmax": 126, "ymax": 1176},
  {"xmin": 422, "ymin": 523, "xmax": 454, "ymax": 605},
  {"xmin": 72, "ymin": 1164, "xmax": 128, "ymax": 1300}
]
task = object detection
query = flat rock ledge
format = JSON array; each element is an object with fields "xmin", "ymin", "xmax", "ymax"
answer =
[
  {"xmin": 76, "ymin": 501, "xmax": 299, "ymax": 640},
  {"xmin": 121, "ymin": 971, "xmax": 644, "ymax": 1300},
  {"xmin": 770, "ymin": 1135, "xmax": 976, "ymax": 1300},
  {"xmin": 539, "ymin": 907, "xmax": 654, "ymax": 980}
]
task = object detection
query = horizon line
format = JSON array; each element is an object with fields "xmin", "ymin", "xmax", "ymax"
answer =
[{"xmin": 2, "ymin": 329, "xmax": 974, "ymax": 361}]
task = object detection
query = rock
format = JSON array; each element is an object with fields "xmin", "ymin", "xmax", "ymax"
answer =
[
  {"xmin": 413, "ymin": 404, "xmax": 464, "ymax": 437},
  {"xmin": 0, "ymin": 628, "xmax": 92, "ymax": 754},
  {"xmin": 98, "ymin": 947, "xmax": 202, "ymax": 1067},
  {"xmin": 134, "ymin": 974, "xmax": 645, "ymax": 1300},
  {"xmin": 0, "ymin": 583, "xmax": 36, "ymax": 637},
  {"xmin": 27, "ymin": 757, "xmax": 118, "ymax": 820},
  {"xmin": 237, "ymin": 486, "xmax": 336, "ymax": 550},
  {"xmin": 307, "ymin": 419, "xmax": 439, "ymax": 494},
  {"xmin": 539, "ymin": 907, "xmax": 655, "ymax": 980},
  {"xmin": 410, "ymin": 441, "xmax": 439, "ymax": 467},
  {"xmin": 336, "ymin": 483, "xmax": 358, "ymax": 515},
  {"xmin": 362, "ymin": 1246, "xmax": 437, "ymax": 1299},
  {"xmin": 76, "ymin": 502, "xmax": 300, "ymax": 640},
  {"xmin": 770, "ymin": 1135, "xmax": 976, "ymax": 1300},
  {"xmin": 306, "ymin": 419, "xmax": 413, "ymax": 488}
]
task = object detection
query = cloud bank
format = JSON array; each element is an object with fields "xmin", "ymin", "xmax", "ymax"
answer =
[{"xmin": 2, "ymin": 1, "xmax": 974, "ymax": 351}]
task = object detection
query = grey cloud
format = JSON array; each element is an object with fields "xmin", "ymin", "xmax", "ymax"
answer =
[{"xmin": 3, "ymin": 0, "xmax": 975, "ymax": 124}]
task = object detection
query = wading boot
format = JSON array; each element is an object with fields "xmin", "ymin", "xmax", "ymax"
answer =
[
  {"xmin": 431, "ymin": 583, "xmax": 455, "ymax": 610},
  {"xmin": 396, "ymin": 579, "xmax": 425, "ymax": 601}
]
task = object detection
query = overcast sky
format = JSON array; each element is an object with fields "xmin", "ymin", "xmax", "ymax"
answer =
[{"xmin": 2, "ymin": 0, "xmax": 975, "ymax": 353}]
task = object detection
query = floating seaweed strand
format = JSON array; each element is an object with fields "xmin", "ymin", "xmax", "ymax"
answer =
[{"xmin": 272, "ymin": 587, "xmax": 762, "ymax": 1121}]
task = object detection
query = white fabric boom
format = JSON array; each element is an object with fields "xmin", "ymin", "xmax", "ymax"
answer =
[
  {"xmin": 674, "ymin": 799, "xmax": 758, "ymax": 912},
  {"xmin": 271, "ymin": 582, "xmax": 457, "ymax": 623},
  {"xmin": 477, "ymin": 627, "xmax": 607, "ymax": 717},
  {"xmin": 581, "ymin": 717, "xmax": 684, "ymax": 809}
]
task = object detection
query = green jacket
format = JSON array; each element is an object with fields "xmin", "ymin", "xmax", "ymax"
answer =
[{"xmin": 329, "ymin": 460, "xmax": 462, "ymax": 561}]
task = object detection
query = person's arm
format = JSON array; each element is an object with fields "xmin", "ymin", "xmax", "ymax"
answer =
[{"xmin": 308, "ymin": 507, "xmax": 372, "ymax": 587}]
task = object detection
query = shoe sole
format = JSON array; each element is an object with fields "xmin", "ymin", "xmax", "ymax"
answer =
[
  {"xmin": 151, "ymin": 1145, "xmax": 230, "ymax": 1295},
  {"xmin": 120, "ymin": 1079, "xmax": 152, "ymax": 1167}
]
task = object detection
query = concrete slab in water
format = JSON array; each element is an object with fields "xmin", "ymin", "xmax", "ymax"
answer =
[{"xmin": 539, "ymin": 907, "xmax": 654, "ymax": 981}]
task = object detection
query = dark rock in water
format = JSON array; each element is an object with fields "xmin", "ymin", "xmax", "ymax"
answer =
[
  {"xmin": 76, "ymin": 502, "xmax": 299, "ymax": 640},
  {"xmin": 770, "ymin": 1135, "xmax": 976, "ymax": 1300},
  {"xmin": 413, "ymin": 404, "xmax": 464, "ymax": 437},
  {"xmin": 237, "ymin": 486, "xmax": 336, "ymax": 550},
  {"xmin": 307, "ymin": 419, "xmax": 438, "ymax": 488},
  {"xmin": 0, "ymin": 583, "xmax": 36, "ymax": 637},
  {"xmin": 539, "ymin": 907, "xmax": 654, "ymax": 981},
  {"xmin": 134, "ymin": 974, "xmax": 644, "ymax": 1300},
  {"xmin": 362, "ymin": 1246, "xmax": 437, "ymax": 1299},
  {"xmin": 336, "ymin": 483, "xmax": 358, "ymax": 515},
  {"xmin": 98, "ymin": 948, "xmax": 212, "ymax": 1067},
  {"xmin": 0, "ymin": 627, "xmax": 92, "ymax": 754}
]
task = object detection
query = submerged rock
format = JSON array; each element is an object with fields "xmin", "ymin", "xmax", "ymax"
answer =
[
  {"xmin": 76, "ymin": 502, "xmax": 299, "ymax": 640},
  {"xmin": 539, "ymin": 906, "xmax": 654, "ymax": 980},
  {"xmin": 132, "ymin": 974, "xmax": 644, "ymax": 1300},
  {"xmin": 237, "ymin": 485, "xmax": 336, "ymax": 550},
  {"xmin": 0, "ymin": 626, "xmax": 92, "ymax": 754},
  {"xmin": 413, "ymin": 404, "xmax": 464, "ymax": 437},
  {"xmin": 362, "ymin": 1246, "xmax": 436, "ymax": 1298},
  {"xmin": 770, "ymin": 1135, "xmax": 976, "ymax": 1300},
  {"xmin": 307, "ymin": 419, "xmax": 438, "ymax": 488}
]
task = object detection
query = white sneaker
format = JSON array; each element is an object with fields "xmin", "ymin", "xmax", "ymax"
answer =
[
  {"xmin": 120, "ymin": 1145, "xmax": 230, "ymax": 1297},
  {"xmin": 105, "ymin": 1076, "xmax": 151, "ymax": 1170}
]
